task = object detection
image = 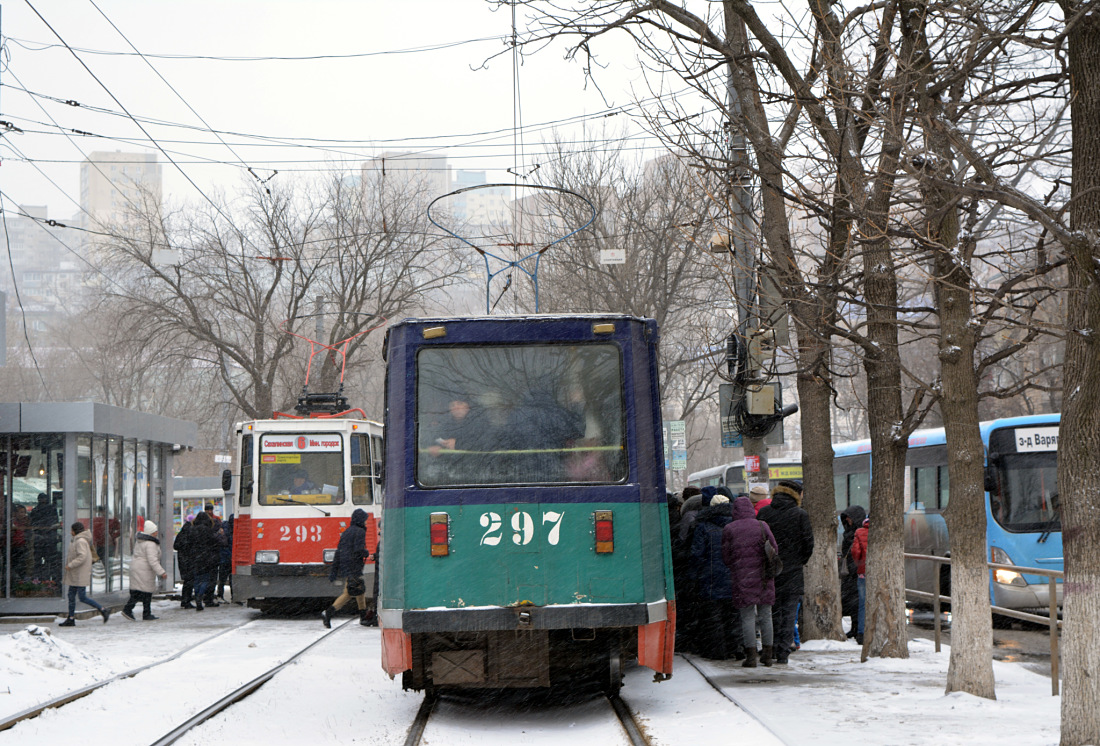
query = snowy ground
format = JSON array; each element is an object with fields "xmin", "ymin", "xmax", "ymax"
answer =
[{"xmin": 0, "ymin": 599, "xmax": 1062, "ymax": 745}]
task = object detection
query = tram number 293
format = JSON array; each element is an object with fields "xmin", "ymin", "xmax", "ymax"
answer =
[
  {"xmin": 479, "ymin": 511, "xmax": 564, "ymax": 547},
  {"xmin": 280, "ymin": 525, "xmax": 324, "ymax": 543}
]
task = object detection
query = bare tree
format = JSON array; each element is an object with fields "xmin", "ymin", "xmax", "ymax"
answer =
[{"xmin": 92, "ymin": 171, "xmax": 463, "ymax": 424}]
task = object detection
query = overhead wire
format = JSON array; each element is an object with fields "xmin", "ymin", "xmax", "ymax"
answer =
[
  {"xmin": 85, "ymin": 0, "xmax": 273, "ymax": 189},
  {"xmin": 3, "ymin": 33, "xmax": 508, "ymax": 61},
  {"xmin": 21, "ymin": 0, "xmax": 259, "ymax": 254}
]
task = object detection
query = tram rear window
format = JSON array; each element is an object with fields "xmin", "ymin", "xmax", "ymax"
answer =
[
  {"xmin": 416, "ymin": 344, "xmax": 627, "ymax": 487},
  {"xmin": 257, "ymin": 433, "xmax": 345, "ymax": 506}
]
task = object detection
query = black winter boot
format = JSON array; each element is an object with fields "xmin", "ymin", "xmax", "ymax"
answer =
[
  {"xmin": 322, "ymin": 606, "xmax": 334, "ymax": 629},
  {"xmin": 359, "ymin": 609, "xmax": 369, "ymax": 626},
  {"xmin": 742, "ymin": 647, "xmax": 758, "ymax": 668},
  {"xmin": 760, "ymin": 645, "xmax": 773, "ymax": 667}
]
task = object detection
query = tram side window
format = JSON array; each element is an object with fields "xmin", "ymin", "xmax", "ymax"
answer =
[
  {"xmin": 351, "ymin": 434, "xmax": 374, "ymax": 505},
  {"xmin": 239, "ymin": 435, "xmax": 253, "ymax": 507}
]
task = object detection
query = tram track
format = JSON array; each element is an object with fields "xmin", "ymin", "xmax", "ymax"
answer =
[
  {"xmin": 402, "ymin": 690, "xmax": 650, "ymax": 746},
  {"xmin": 0, "ymin": 619, "xmax": 253, "ymax": 733},
  {"xmin": 150, "ymin": 618, "xmax": 354, "ymax": 745},
  {"xmin": 0, "ymin": 617, "xmax": 354, "ymax": 742}
]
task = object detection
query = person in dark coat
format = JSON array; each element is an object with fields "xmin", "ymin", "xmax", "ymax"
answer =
[
  {"xmin": 757, "ymin": 480, "xmax": 814, "ymax": 665},
  {"xmin": 29, "ymin": 493, "xmax": 62, "ymax": 582},
  {"xmin": 671, "ymin": 486, "xmax": 701, "ymax": 654},
  {"xmin": 174, "ymin": 515, "xmax": 196, "ymax": 608},
  {"xmin": 839, "ymin": 504, "xmax": 866, "ymax": 638},
  {"xmin": 188, "ymin": 510, "xmax": 222, "ymax": 612},
  {"xmin": 202, "ymin": 504, "xmax": 227, "ymax": 605},
  {"xmin": 690, "ymin": 491, "xmax": 741, "ymax": 660},
  {"xmin": 722, "ymin": 495, "xmax": 777, "ymax": 667},
  {"xmin": 322, "ymin": 508, "xmax": 370, "ymax": 627},
  {"xmin": 216, "ymin": 515, "xmax": 234, "ymax": 601}
]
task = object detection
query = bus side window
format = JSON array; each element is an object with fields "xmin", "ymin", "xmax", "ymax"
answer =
[{"xmin": 351, "ymin": 434, "xmax": 372, "ymax": 504}]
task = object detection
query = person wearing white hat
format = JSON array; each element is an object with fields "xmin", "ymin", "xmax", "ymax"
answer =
[{"xmin": 121, "ymin": 520, "xmax": 169, "ymax": 621}]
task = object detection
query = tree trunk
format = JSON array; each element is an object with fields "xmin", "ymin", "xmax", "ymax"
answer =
[
  {"xmin": 1060, "ymin": 4, "xmax": 1100, "ymax": 742},
  {"xmin": 915, "ymin": 17, "xmax": 996, "ymax": 698},
  {"xmin": 796, "ymin": 325, "xmax": 845, "ymax": 641},
  {"xmin": 930, "ymin": 204, "xmax": 996, "ymax": 699}
]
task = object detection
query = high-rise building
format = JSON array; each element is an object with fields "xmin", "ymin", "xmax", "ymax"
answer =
[{"xmin": 79, "ymin": 150, "xmax": 163, "ymax": 230}]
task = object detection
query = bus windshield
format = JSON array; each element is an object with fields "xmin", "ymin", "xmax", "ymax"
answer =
[
  {"xmin": 258, "ymin": 433, "xmax": 345, "ymax": 505},
  {"xmin": 990, "ymin": 451, "xmax": 1059, "ymax": 533},
  {"xmin": 416, "ymin": 344, "xmax": 627, "ymax": 487}
]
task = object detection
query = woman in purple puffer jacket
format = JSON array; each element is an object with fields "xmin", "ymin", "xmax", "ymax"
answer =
[{"xmin": 721, "ymin": 495, "xmax": 777, "ymax": 668}]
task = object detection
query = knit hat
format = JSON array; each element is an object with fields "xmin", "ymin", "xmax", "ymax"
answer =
[
  {"xmin": 144, "ymin": 521, "xmax": 158, "ymax": 535},
  {"xmin": 749, "ymin": 484, "xmax": 770, "ymax": 502},
  {"xmin": 710, "ymin": 494, "xmax": 730, "ymax": 505}
]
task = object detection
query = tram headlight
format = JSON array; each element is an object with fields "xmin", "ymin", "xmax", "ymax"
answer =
[
  {"xmin": 991, "ymin": 547, "xmax": 1026, "ymax": 586},
  {"xmin": 255, "ymin": 550, "xmax": 280, "ymax": 564},
  {"xmin": 323, "ymin": 549, "xmax": 337, "ymax": 563}
]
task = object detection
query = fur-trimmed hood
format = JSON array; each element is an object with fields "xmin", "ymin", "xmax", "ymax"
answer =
[{"xmin": 771, "ymin": 484, "xmax": 802, "ymax": 506}]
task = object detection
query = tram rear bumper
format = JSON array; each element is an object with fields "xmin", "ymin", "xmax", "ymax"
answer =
[
  {"xmin": 232, "ymin": 565, "xmax": 376, "ymax": 599},
  {"xmin": 381, "ymin": 600, "xmax": 666, "ymax": 633}
]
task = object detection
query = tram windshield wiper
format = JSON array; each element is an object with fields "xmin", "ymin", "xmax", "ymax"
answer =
[{"xmin": 273, "ymin": 496, "xmax": 330, "ymax": 517}]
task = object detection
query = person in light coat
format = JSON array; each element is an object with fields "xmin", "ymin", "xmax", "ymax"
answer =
[
  {"xmin": 60, "ymin": 522, "xmax": 110, "ymax": 626},
  {"xmin": 121, "ymin": 521, "xmax": 168, "ymax": 621}
]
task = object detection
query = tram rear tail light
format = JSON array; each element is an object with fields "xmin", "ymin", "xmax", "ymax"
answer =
[
  {"xmin": 595, "ymin": 510, "xmax": 614, "ymax": 553},
  {"xmin": 430, "ymin": 513, "xmax": 450, "ymax": 557}
]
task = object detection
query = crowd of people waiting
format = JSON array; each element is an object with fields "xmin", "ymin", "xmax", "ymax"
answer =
[{"xmin": 669, "ymin": 479, "xmax": 814, "ymax": 667}]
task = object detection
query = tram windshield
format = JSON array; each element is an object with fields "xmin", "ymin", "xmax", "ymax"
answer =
[
  {"xmin": 416, "ymin": 344, "xmax": 627, "ymax": 487},
  {"xmin": 257, "ymin": 433, "xmax": 345, "ymax": 505},
  {"xmin": 989, "ymin": 451, "xmax": 1059, "ymax": 533}
]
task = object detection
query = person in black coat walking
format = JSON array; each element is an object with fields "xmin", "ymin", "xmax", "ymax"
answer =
[
  {"xmin": 757, "ymin": 480, "xmax": 814, "ymax": 664},
  {"xmin": 188, "ymin": 511, "xmax": 222, "ymax": 611},
  {"xmin": 322, "ymin": 508, "xmax": 370, "ymax": 627},
  {"xmin": 173, "ymin": 515, "xmax": 196, "ymax": 608},
  {"xmin": 839, "ymin": 504, "xmax": 866, "ymax": 638}
]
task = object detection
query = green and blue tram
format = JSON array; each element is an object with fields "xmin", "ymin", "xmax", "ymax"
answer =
[{"xmin": 379, "ymin": 315, "xmax": 675, "ymax": 694}]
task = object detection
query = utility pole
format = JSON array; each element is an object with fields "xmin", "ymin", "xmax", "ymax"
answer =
[{"xmin": 723, "ymin": 9, "xmax": 768, "ymax": 491}]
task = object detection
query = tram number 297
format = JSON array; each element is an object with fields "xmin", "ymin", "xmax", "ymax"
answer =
[
  {"xmin": 280, "ymin": 525, "xmax": 324, "ymax": 543},
  {"xmin": 479, "ymin": 511, "xmax": 564, "ymax": 547}
]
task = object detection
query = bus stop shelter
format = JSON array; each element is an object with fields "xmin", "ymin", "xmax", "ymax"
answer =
[{"xmin": 0, "ymin": 402, "xmax": 197, "ymax": 616}]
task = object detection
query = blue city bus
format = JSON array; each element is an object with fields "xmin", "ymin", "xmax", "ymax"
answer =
[
  {"xmin": 379, "ymin": 315, "xmax": 675, "ymax": 694},
  {"xmin": 833, "ymin": 414, "xmax": 1063, "ymax": 611}
]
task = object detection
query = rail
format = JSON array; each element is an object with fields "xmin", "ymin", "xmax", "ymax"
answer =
[{"xmin": 903, "ymin": 552, "xmax": 1062, "ymax": 696}]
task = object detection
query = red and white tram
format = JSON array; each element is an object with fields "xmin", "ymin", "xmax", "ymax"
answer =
[
  {"xmin": 225, "ymin": 410, "xmax": 383, "ymax": 612},
  {"xmin": 222, "ymin": 319, "xmax": 387, "ymax": 613}
]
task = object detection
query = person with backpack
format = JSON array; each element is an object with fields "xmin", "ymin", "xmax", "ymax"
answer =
[
  {"xmin": 757, "ymin": 480, "xmax": 814, "ymax": 665},
  {"xmin": 721, "ymin": 494, "xmax": 778, "ymax": 667}
]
